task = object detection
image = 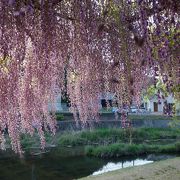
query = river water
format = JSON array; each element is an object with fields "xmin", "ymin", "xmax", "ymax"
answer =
[{"xmin": 0, "ymin": 147, "xmax": 177, "ymax": 180}]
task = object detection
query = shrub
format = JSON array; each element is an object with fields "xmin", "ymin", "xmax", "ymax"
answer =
[{"xmin": 56, "ymin": 113, "xmax": 64, "ymax": 121}]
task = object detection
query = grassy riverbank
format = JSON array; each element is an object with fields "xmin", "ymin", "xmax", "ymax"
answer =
[
  {"xmin": 6, "ymin": 127, "xmax": 179, "ymax": 157},
  {"xmin": 57, "ymin": 128, "xmax": 180, "ymax": 145},
  {"xmin": 56, "ymin": 128, "xmax": 180, "ymax": 158},
  {"xmin": 80, "ymin": 157, "xmax": 180, "ymax": 180},
  {"xmin": 85, "ymin": 143, "xmax": 180, "ymax": 158}
]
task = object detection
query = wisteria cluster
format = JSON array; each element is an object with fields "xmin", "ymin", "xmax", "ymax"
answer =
[{"xmin": 0, "ymin": 0, "xmax": 179, "ymax": 153}]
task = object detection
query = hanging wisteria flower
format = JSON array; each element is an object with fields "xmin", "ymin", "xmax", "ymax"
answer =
[{"xmin": 0, "ymin": 0, "xmax": 179, "ymax": 154}]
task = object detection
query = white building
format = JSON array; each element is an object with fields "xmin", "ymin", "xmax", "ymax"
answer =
[
  {"xmin": 145, "ymin": 93, "xmax": 175, "ymax": 114},
  {"xmin": 51, "ymin": 91, "xmax": 180, "ymax": 115}
]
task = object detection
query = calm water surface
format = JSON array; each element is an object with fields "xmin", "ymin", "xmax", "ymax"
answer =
[{"xmin": 0, "ymin": 147, "xmax": 177, "ymax": 180}]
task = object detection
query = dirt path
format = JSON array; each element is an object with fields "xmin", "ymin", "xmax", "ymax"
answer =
[{"xmin": 80, "ymin": 157, "xmax": 180, "ymax": 180}]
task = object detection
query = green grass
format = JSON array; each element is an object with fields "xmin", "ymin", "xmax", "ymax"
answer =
[
  {"xmin": 9, "ymin": 127, "xmax": 179, "ymax": 156},
  {"xmin": 57, "ymin": 128, "xmax": 180, "ymax": 146},
  {"xmin": 56, "ymin": 127, "xmax": 180, "ymax": 158},
  {"xmin": 85, "ymin": 142, "xmax": 180, "ymax": 158},
  {"xmin": 19, "ymin": 132, "xmax": 55, "ymax": 150}
]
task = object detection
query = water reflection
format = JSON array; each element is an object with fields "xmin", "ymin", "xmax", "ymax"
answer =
[
  {"xmin": 92, "ymin": 159, "xmax": 153, "ymax": 175},
  {"xmin": 31, "ymin": 164, "xmax": 35, "ymax": 180},
  {"xmin": 0, "ymin": 148, "xmax": 177, "ymax": 180}
]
